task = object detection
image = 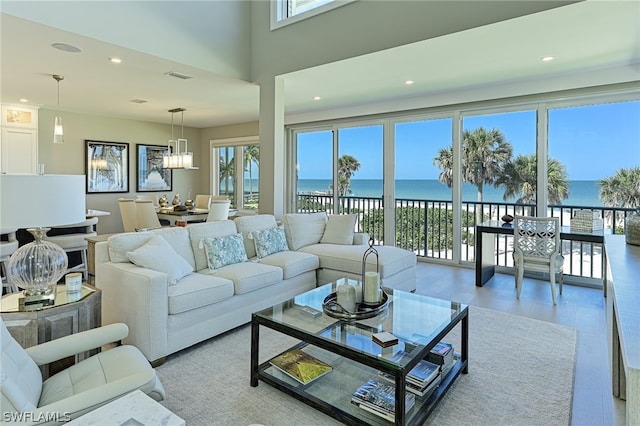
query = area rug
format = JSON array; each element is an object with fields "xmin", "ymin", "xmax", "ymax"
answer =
[{"xmin": 156, "ymin": 306, "xmax": 576, "ymax": 425}]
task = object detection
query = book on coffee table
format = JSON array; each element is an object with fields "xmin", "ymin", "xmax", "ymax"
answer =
[
  {"xmin": 351, "ymin": 378, "xmax": 415, "ymax": 422},
  {"xmin": 269, "ymin": 349, "xmax": 332, "ymax": 385}
]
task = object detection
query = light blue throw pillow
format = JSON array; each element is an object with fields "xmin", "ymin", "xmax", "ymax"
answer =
[
  {"xmin": 250, "ymin": 227, "xmax": 289, "ymax": 259},
  {"xmin": 202, "ymin": 234, "xmax": 248, "ymax": 270}
]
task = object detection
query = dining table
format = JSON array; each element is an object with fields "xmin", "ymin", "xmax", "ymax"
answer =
[{"xmin": 156, "ymin": 208, "xmax": 209, "ymax": 226}]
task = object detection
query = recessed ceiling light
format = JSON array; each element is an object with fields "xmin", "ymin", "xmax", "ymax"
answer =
[
  {"xmin": 19, "ymin": 98, "xmax": 28, "ymax": 103},
  {"xmin": 109, "ymin": 57, "xmax": 122, "ymax": 64},
  {"xmin": 130, "ymin": 99, "xmax": 148, "ymax": 104},
  {"xmin": 51, "ymin": 43, "xmax": 81, "ymax": 53},
  {"xmin": 405, "ymin": 80, "xmax": 414, "ymax": 85},
  {"xmin": 541, "ymin": 56, "xmax": 555, "ymax": 62},
  {"xmin": 165, "ymin": 71, "xmax": 193, "ymax": 80},
  {"xmin": 313, "ymin": 96, "xmax": 321, "ymax": 101}
]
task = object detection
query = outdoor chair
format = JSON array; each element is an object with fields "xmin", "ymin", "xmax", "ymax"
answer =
[{"xmin": 513, "ymin": 215, "xmax": 564, "ymax": 305}]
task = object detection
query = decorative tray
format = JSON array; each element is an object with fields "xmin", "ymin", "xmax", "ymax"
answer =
[{"xmin": 322, "ymin": 291, "xmax": 389, "ymax": 320}]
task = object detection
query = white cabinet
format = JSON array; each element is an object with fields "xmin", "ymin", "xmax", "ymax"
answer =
[{"xmin": 0, "ymin": 105, "xmax": 38, "ymax": 174}]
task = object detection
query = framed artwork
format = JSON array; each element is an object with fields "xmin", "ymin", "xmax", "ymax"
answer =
[
  {"xmin": 85, "ymin": 140, "xmax": 129, "ymax": 193},
  {"xmin": 136, "ymin": 144, "xmax": 172, "ymax": 192}
]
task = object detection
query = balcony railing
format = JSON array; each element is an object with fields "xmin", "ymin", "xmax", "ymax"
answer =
[{"xmin": 297, "ymin": 193, "xmax": 635, "ymax": 283}]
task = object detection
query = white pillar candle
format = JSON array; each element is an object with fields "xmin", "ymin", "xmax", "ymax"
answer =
[
  {"xmin": 364, "ymin": 271, "xmax": 380, "ymax": 304},
  {"xmin": 337, "ymin": 282, "xmax": 356, "ymax": 313},
  {"xmin": 352, "ymin": 282, "xmax": 363, "ymax": 303},
  {"xmin": 65, "ymin": 272, "xmax": 82, "ymax": 293}
]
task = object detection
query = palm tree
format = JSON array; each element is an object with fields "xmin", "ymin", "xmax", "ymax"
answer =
[
  {"xmin": 337, "ymin": 154, "xmax": 360, "ymax": 196},
  {"xmin": 496, "ymin": 154, "xmax": 569, "ymax": 205},
  {"xmin": 243, "ymin": 145, "xmax": 260, "ymax": 199},
  {"xmin": 599, "ymin": 167, "xmax": 640, "ymax": 208},
  {"xmin": 433, "ymin": 127, "xmax": 513, "ymax": 202},
  {"xmin": 219, "ymin": 154, "xmax": 234, "ymax": 196}
]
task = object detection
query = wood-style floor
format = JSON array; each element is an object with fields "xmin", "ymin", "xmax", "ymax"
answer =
[{"xmin": 413, "ymin": 261, "xmax": 625, "ymax": 426}]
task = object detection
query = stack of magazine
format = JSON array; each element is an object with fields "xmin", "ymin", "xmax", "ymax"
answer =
[
  {"xmin": 351, "ymin": 378, "xmax": 416, "ymax": 422},
  {"xmin": 378, "ymin": 350, "xmax": 441, "ymax": 398},
  {"xmin": 428, "ymin": 341, "xmax": 456, "ymax": 378}
]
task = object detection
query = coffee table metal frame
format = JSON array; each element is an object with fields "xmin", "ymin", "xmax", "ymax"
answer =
[{"xmin": 250, "ymin": 280, "xmax": 468, "ymax": 425}]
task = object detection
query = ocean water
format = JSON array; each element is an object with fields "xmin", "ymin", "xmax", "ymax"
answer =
[{"xmin": 296, "ymin": 179, "xmax": 604, "ymax": 207}]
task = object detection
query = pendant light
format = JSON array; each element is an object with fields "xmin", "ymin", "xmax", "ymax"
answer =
[
  {"xmin": 162, "ymin": 108, "xmax": 198, "ymax": 170},
  {"xmin": 52, "ymin": 74, "xmax": 64, "ymax": 144}
]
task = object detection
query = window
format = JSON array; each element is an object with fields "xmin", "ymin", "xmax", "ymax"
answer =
[
  {"xmin": 272, "ymin": 0, "xmax": 354, "ymax": 29},
  {"xmin": 212, "ymin": 137, "xmax": 259, "ymax": 211}
]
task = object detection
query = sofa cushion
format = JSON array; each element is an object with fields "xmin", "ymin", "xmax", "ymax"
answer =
[
  {"xmin": 188, "ymin": 220, "xmax": 238, "ymax": 271},
  {"xmin": 126, "ymin": 236, "xmax": 193, "ymax": 285},
  {"xmin": 150, "ymin": 227, "xmax": 196, "ymax": 270},
  {"xmin": 202, "ymin": 234, "xmax": 248, "ymax": 270},
  {"xmin": 299, "ymin": 244, "xmax": 416, "ymax": 278},
  {"xmin": 258, "ymin": 250, "xmax": 319, "ymax": 280},
  {"xmin": 234, "ymin": 214, "xmax": 278, "ymax": 258},
  {"xmin": 281, "ymin": 212, "xmax": 327, "ymax": 250},
  {"xmin": 108, "ymin": 232, "xmax": 153, "ymax": 263},
  {"xmin": 204, "ymin": 262, "xmax": 282, "ymax": 295},
  {"xmin": 250, "ymin": 227, "xmax": 289, "ymax": 259},
  {"xmin": 321, "ymin": 214, "xmax": 358, "ymax": 245},
  {"xmin": 167, "ymin": 273, "xmax": 234, "ymax": 315}
]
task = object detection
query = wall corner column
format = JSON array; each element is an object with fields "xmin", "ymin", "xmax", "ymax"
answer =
[{"xmin": 258, "ymin": 76, "xmax": 286, "ymax": 217}]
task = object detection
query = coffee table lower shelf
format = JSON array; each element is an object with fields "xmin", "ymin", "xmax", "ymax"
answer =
[{"xmin": 251, "ymin": 323, "xmax": 467, "ymax": 425}]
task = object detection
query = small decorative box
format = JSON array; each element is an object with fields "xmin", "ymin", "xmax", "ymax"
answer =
[{"xmin": 570, "ymin": 210, "xmax": 603, "ymax": 232}]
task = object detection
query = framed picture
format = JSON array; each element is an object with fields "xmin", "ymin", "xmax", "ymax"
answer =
[
  {"xmin": 136, "ymin": 144, "xmax": 172, "ymax": 192},
  {"xmin": 85, "ymin": 140, "xmax": 129, "ymax": 193}
]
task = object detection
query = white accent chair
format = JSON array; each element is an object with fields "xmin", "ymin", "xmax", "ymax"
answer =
[
  {"xmin": 118, "ymin": 198, "xmax": 138, "ymax": 232},
  {"xmin": 194, "ymin": 194, "xmax": 211, "ymax": 210},
  {"xmin": 43, "ymin": 218, "xmax": 99, "ymax": 281},
  {"xmin": 0, "ymin": 318, "xmax": 165, "ymax": 425},
  {"xmin": 513, "ymin": 215, "xmax": 564, "ymax": 305},
  {"xmin": 0, "ymin": 228, "xmax": 19, "ymax": 293},
  {"xmin": 206, "ymin": 199, "xmax": 231, "ymax": 221},
  {"xmin": 134, "ymin": 199, "xmax": 162, "ymax": 230}
]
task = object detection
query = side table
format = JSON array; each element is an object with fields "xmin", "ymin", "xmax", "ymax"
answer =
[{"xmin": 0, "ymin": 284, "xmax": 101, "ymax": 378}]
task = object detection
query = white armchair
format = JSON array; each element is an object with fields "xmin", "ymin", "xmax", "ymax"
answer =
[{"xmin": 0, "ymin": 318, "xmax": 165, "ymax": 425}]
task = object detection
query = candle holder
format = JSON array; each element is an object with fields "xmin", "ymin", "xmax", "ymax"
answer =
[{"xmin": 362, "ymin": 238, "xmax": 380, "ymax": 304}]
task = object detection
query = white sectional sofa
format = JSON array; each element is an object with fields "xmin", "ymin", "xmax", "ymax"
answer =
[{"xmin": 95, "ymin": 212, "xmax": 416, "ymax": 363}]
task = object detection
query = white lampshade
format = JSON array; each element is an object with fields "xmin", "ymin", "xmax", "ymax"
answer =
[
  {"xmin": 0, "ymin": 174, "xmax": 85, "ymax": 228},
  {"xmin": 0, "ymin": 174, "xmax": 86, "ymax": 298}
]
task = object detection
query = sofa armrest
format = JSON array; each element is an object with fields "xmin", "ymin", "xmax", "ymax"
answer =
[
  {"xmin": 95, "ymin": 260, "xmax": 169, "ymax": 362},
  {"xmin": 25, "ymin": 323, "xmax": 128, "ymax": 366},
  {"xmin": 353, "ymin": 232, "xmax": 370, "ymax": 245}
]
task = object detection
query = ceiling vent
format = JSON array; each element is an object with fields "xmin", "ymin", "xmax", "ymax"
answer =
[
  {"xmin": 130, "ymin": 98, "xmax": 148, "ymax": 104},
  {"xmin": 165, "ymin": 71, "xmax": 193, "ymax": 80}
]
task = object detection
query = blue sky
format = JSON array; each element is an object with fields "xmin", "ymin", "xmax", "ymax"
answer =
[{"xmin": 297, "ymin": 100, "xmax": 640, "ymax": 181}]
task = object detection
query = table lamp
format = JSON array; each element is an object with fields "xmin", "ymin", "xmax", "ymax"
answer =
[{"xmin": 0, "ymin": 174, "xmax": 85, "ymax": 304}]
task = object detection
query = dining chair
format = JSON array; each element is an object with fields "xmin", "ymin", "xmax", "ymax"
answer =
[
  {"xmin": 118, "ymin": 198, "xmax": 138, "ymax": 232},
  {"xmin": 0, "ymin": 228, "xmax": 19, "ymax": 294},
  {"xmin": 513, "ymin": 215, "xmax": 564, "ymax": 305},
  {"xmin": 135, "ymin": 199, "xmax": 162, "ymax": 230},
  {"xmin": 43, "ymin": 217, "xmax": 99, "ymax": 281},
  {"xmin": 137, "ymin": 194, "xmax": 159, "ymax": 207},
  {"xmin": 206, "ymin": 199, "xmax": 231, "ymax": 221},
  {"xmin": 195, "ymin": 194, "xmax": 212, "ymax": 210}
]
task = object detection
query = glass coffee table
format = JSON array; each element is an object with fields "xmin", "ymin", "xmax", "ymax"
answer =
[{"xmin": 251, "ymin": 280, "xmax": 468, "ymax": 425}]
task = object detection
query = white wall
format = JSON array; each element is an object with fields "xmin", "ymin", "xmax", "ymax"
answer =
[{"xmin": 38, "ymin": 109, "xmax": 203, "ymax": 234}]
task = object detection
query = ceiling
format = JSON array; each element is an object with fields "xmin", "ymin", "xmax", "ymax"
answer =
[{"xmin": 1, "ymin": 1, "xmax": 638, "ymax": 129}]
